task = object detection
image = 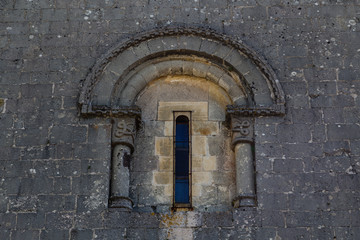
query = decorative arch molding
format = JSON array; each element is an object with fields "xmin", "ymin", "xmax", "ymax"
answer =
[
  {"xmin": 78, "ymin": 27, "xmax": 286, "ymax": 210},
  {"xmin": 78, "ymin": 27, "xmax": 285, "ymax": 117}
]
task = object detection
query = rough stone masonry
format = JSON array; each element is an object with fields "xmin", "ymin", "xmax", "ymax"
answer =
[{"xmin": 0, "ymin": 0, "xmax": 360, "ymax": 239}]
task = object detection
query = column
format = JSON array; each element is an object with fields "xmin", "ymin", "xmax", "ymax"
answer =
[
  {"xmin": 109, "ymin": 117, "xmax": 136, "ymax": 209},
  {"xmin": 230, "ymin": 115, "xmax": 256, "ymax": 207}
]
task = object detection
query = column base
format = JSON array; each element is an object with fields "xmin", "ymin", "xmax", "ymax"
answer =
[
  {"xmin": 109, "ymin": 196, "xmax": 133, "ymax": 210},
  {"xmin": 233, "ymin": 195, "xmax": 256, "ymax": 208}
]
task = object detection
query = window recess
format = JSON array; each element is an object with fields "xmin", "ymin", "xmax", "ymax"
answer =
[{"xmin": 173, "ymin": 112, "xmax": 192, "ymax": 208}]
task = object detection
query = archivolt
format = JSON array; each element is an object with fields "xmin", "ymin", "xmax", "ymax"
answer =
[{"xmin": 79, "ymin": 27, "xmax": 285, "ymax": 116}]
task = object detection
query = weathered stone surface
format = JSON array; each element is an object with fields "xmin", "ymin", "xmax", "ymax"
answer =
[{"xmin": 1, "ymin": 0, "xmax": 360, "ymax": 239}]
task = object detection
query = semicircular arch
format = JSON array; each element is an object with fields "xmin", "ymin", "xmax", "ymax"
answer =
[{"xmin": 79, "ymin": 27, "xmax": 285, "ymax": 116}]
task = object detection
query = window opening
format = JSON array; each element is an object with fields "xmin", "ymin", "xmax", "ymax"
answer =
[{"xmin": 173, "ymin": 112, "xmax": 192, "ymax": 207}]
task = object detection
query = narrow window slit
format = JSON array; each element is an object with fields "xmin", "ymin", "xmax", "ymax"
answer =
[{"xmin": 173, "ymin": 112, "xmax": 192, "ymax": 207}]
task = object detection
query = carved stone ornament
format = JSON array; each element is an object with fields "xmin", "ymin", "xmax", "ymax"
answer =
[
  {"xmin": 231, "ymin": 116, "xmax": 254, "ymax": 149},
  {"xmin": 112, "ymin": 117, "xmax": 137, "ymax": 152}
]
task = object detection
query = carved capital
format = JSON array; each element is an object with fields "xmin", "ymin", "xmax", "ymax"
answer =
[
  {"xmin": 112, "ymin": 117, "xmax": 137, "ymax": 152},
  {"xmin": 230, "ymin": 115, "xmax": 254, "ymax": 149}
]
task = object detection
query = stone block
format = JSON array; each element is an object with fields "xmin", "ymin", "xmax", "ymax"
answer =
[
  {"xmin": 76, "ymin": 195, "xmax": 107, "ymax": 213},
  {"xmin": 192, "ymin": 61, "xmax": 210, "ymax": 79},
  {"xmin": 164, "ymin": 121, "xmax": 173, "ymax": 136},
  {"xmin": 288, "ymin": 193, "xmax": 328, "ymax": 211},
  {"xmin": 126, "ymin": 228, "xmax": 159, "ymax": 239},
  {"xmin": 286, "ymin": 211, "xmax": 325, "ymax": 228},
  {"xmin": 21, "ymin": 144, "xmax": 56, "ymax": 161},
  {"xmin": 203, "ymin": 156, "xmax": 217, "ymax": 171},
  {"xmin": 132, "ymin": 155, "xmax": 158, "ymax": 172},
  {"xmin": 159, "ymin": 156, "xmax": 173, "ymax": 172},
  {"xmin": 282, "ymin": 143, "xmax": 323, "ymax": 158},
  {"xmin": 15, "ymin": 128, "xmax": 49, "ymax": 146},
  {"xmin": 50, "ymin": 125, "xmax": 87, "ymax": 144},
  {"xmin": 192, "ymin": 121, "xmax": 219, "ymax": 136},
  {"xmin": 11, "ymin": 230, "xmax": 39, "ymax": 240},
  {"xmin": 157, "ymin": 102, "xmax": 208, "ymax": 121},
  {"xmin": 277, "ymin": 227, "xmax": 311, "ymax": 240},
  {"xmin": 37, "ymin": 195, "xmax": 75, "ymax": 212},
  {"xmin": 287, "ymin": 95, "xmax": 309, "ymax": 108},
  {"xmin": 277, "ymin": 123, "xmax": 311, "ymax": 143},
  {"xmin": 87, "ymin": 124, "xmax": 111, "ymax": 144},
  {"xmin": 193, "ymin": 227, "xmax": 220, "ymax": 240},
  {"xmin": 130, "ymin": 171, "xmax": 153, "ymax": 186},
  {"xmin": 168, "ymin": 228, "xmax": 193, "ymax": 240},
  {"xmin": 178, "ymin": 35, "xmax": 202, "ymax": 51},
  {"xmin": 103, "ymin": 211, "xmax": 132, "ymax": 228},
  {"xmin": 0, "ymin": 230, "xmax": 10, "ymax": 240},
  {"xmin": 186, "ymin": 212, "xmax": 202, "ymax": 228},
  {"xmin": 17, "ymin": 213, "xmax": 45, "ymax": 229},
  {"xmin": 70, "ymin": 229, "xmax": 93, "ymax": 240},
  {"xmin": 155, "ymin": 137, "xmax": 173, "ymax": 156},
  {"xmin": 203, "ymin": 212, "xmax": 233, "ymax": 227},
  {"xmin": 192, "ymin": 172, "xmax": 212, "ymax": 185},
  {"xmin": 40, "ymin": 230, "xmax": 69, "ymax": 240},
  {"xmin": 72, "ymin": 174, "xmax": 108, "ymax": 195},
  {"xmin": 130, "ymin": 212, "xmax": 160, "ymax": 228},
  {"xmin": 74, "ymin": 143, "xmax": 110, "ymax": 160},
  {"xmin": 273, "ymin": 159, "xmax": 304, "ymax": 173},
  {"xmin": 94, "ymin": 229, "xmax": 126, "ymax": 239},
  {"xmin": 192, "ymin": 184, "xmax": 201, "ymax": 197},
  {"xmin": 192, "ymin": 136, "xmax": 207, "ymax": 156},
  {"xmin": 143, "ymin": 120, "xmax": 165, "ymax": 137},
  {"xmin": 0, "ymin": 160, "xmax": 31, "ymax": 178},
  {"xmin": 154, "ymin": 172, "xmax": 172, "ymax": 185},
  {"xmin": 0, "ymin": 213, "xmax": 16, "ymax": 229},
  {"xmin": 328, "ymin": 124, "xmax": 360, "ymax": 140},
  {"xmin": 257, "ymin": 192, "xmax": 288, "ymax": 210},
  {"xmin": 33, "ymin": 160, "xmax": 81, "ymax": 177},
  {"xmin": 81, "ymin": 160, "xmax": 109, "ymax": 175},
  {"xmin": 192, "ymin": 156, "xmax": 202, "ymax": 172},
  {"xmin": 19, "ymin": 176, "xmax": 53, "ymax": 195},
  {"xmin": 261, "ymin": 210, "xmax": 286, "ymax": 227},
  {"xmin": 257, "ymin": 173, "xmax": 293, "ymax": 194}
]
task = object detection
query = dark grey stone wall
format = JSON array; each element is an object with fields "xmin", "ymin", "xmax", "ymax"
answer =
[{"xmin": 1, "ymin": 0, "xmax": 360, "ymax": 239}]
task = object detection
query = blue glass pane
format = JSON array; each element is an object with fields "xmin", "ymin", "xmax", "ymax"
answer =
[
  {"xmin": 176, "ymin": 123, "xmax": 189, "ymax": 143},
  {"xmin": 175, "ymin": 179, "xmax": 189, "ymax": 203},
  {"xmin": 175, "ymin": 115, "xmax": 190, "ymax": 204},
  {"xmin": 175, "ymin": 149, "xmax": 189, "ymax": 176}
]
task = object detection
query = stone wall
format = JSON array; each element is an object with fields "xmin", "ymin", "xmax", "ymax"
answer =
[{"xmin": 0, "ymin": 0, "xmax": 360, "ymax": 239}]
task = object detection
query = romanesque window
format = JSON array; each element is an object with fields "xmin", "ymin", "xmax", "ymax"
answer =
[
  {"xmin": 173, "ymin": 113, "xmax": 191, "ymax": 207},
  {"xmin": 79, "ymin": 27, "xmax": 285, "ymax": 212}
]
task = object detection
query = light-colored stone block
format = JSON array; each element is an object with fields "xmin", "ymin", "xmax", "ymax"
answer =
[
  {"xmin": 159, "ymin": 156, "xmax": 173, "ymax": 172},
  {"xmin": 192, "ymin": 172, "xmax": 212, "ymax": 185},
  {"xmin": 192, "ymin": 121, "xmax": 219, "ymax": 136},
  {"xmin": 203, "ymin": 156, "xmax": 217, "ymax": 171},
  {"xmin": 186, "ymin": 212, "xmax": 202, "ymax": 227},
  {"xmin": 192, "ymin": 156, "xmax": 202, "ymax": 172},
  {"xmin": 155, "ymin": 137, "xmax": 173, "ymax": 156},
  {"xmin": 157, "ymin": 102, "xmax": 208, "ymax": 121},
  {"xmin": 169, "ymin": 228, "xmax": 193, "ymax": 240},
  {"xmin": 164, "ymin": 121, "xmax": 173, "ymax": 136},
  {"xmin": 154, "ymin": 172, "xmax": 172, "ymax": 185},
  {"xmin": 192, "ymin": 184, "xmax": 201, "ymax": 197},
  {"xmin": 192, "ymin": 136, "xmax": 207, "ymax": 156},
  {"xmin": 164, "ymin": 184, "xmax": 173, "ymax": 196}
]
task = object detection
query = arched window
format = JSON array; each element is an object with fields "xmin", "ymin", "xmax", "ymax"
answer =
[{"xmin": 174, "ymin": 113, "xmax": 191, "ymax": 207}]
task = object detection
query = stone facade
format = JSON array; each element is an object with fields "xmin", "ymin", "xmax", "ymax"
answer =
[{"xmin": 1, "ymin": 1, "xmax": 360, "ymax": 240}]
